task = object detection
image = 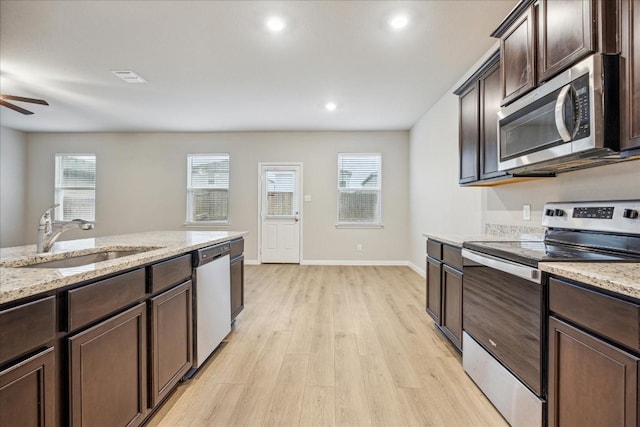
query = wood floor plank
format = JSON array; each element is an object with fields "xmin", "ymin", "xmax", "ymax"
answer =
[
  {"xmin": 148, "ymin": 265, "xmax": 508, "ymax": 427},
  {"xmin": 263, "ymin": 354, "xmax": 309, "ymax": 426},
  {"xmin": 299, "ymin": 386, "xmax": 336, "ymax": 427}
]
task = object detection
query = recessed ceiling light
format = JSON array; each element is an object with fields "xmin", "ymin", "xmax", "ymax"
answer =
[
  {"xmin": 325, "ymin": 102, "xmax": 337, "ymax": 112},
  {"xmin": 266, "ymin": 16, "xmax": 286, "ymax": 33},
  {"xmin": 389, "ymin": 14, "xmax": 409, "ymax": 30},
  {"xmin": 111, "ymin": 70, "xmax": 146, "ymax": 83}
]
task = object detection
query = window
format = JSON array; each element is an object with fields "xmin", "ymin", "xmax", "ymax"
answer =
[
  {"xmin": 337, "ymin": 153, "xmax": 382, "ymax": 226},
  {"xmin": 265, "ymin": 170, "xmax": 297, "ymax": 216},
  {"xmin": 55, "ymin": 154, "xmax": 97, "ymax": 221},
  {"xmin": 187, "ymin": 154, "xmax": 230, "ymax": 223}
]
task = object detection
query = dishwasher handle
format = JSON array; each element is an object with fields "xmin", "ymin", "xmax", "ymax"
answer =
[{"xmin": 195, "ymin": 242, "xmax": 231, "ymax": 267}]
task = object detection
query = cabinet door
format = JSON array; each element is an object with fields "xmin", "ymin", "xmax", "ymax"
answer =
[
  {"xmin": 425, "ymin": 256, "xmax": 442, "ymax": 324},
  {"xmin": 0, "ymin": 347, "xmax": 55, "ymax": 427},
  {"xmin": 458, "ymin": 83, "xmax": 479, "ymax": 184},
  {"xmin": 501, "ymin": 5, "xmax": 536, "ymax": 104},
  {"xmin": 480, "ymin": 61, "xmax": 507, "ymax": 180},
  {"xmin": 150, "ymin": 281, "xmax": 193, "ymax": 408},
  {"xmin": 441, "ymin": 265, "xmax": 463, "ymax": 352},
  {"xmin": 538, "ymin": 0, "xmax": 595, "ymax": 82},
  {"xmin": 549, "ymin": 317, "xmax": 639, "ymax": 427},
  {"xmin": 69, "ymin": 303, "xmax": 147, "ymax": 427},
  {"xmin": 621, "ymin": 0, "xmax": 640, "ymax": 151},
  {"xmin": 230, "ymin": 256, "xmax": 244, "ymax": 321}
]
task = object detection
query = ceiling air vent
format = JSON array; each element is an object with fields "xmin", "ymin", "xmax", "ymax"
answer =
[{"xmin": 111, "ymin": 70, "xmax": 147, "ymax": 83}]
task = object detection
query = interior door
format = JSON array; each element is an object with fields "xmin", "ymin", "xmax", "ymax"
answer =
[{"xmin": 260, "ymin": 165, "xmax": 301, "ymax": 263}]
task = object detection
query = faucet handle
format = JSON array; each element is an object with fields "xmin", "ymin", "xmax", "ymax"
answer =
[{"xmin": 40, "ymin": 203, "xmax": 60, "ymax": 224}]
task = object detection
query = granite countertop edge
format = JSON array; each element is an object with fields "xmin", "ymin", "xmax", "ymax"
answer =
[{"xmin": 0, "ymin": 230, "xmax": 248, "ymax": 305}]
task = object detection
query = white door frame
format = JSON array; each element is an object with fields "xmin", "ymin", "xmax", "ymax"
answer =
[{"xmin": 257, "ymin": 162, "xmax": 303, "ymax": 264}]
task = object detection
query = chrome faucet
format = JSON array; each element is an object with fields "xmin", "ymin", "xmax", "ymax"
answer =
[{"xmin": 37, "ymin": 204, "xmax": 95, "ymax": 253}]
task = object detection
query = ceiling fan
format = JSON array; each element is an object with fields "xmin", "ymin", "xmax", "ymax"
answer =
[{"xmin": 0, "ymin": 94, "xmax": 49, "ymax": 115}]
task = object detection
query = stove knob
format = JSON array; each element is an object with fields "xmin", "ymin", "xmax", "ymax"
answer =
[
  {"xmin": 554, "ymin": 209, "xmax": 565, "ymax": 217},
  {"xmin": 545, "ymin": 209, "xmax": 555, "ymax": 216},
  {"xmin": 623, "ymin": 209, "xmax": 639, "ymax": 219}
]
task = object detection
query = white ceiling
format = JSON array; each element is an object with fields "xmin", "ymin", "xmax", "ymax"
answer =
[{"xmin": 0, "ymin": 0, "xmax": 516, "ymax": 133}]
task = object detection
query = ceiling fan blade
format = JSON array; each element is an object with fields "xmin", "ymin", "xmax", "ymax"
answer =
[
  {"xmin": 0, "ymin": 94, "xmax": 49, "ymax": 105},
  {"xmin": 0, "ymin": 99, "xmax": 34, "ymax": 115}
]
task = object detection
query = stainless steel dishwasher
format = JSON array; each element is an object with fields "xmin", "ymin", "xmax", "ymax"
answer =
[{"xmin": 189, "ymin": 242, "xmax": 231, "ymax": 374}]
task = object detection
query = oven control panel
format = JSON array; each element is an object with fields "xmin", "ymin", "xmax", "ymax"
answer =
[
  {"xmin": 542, "ymin": 200, "xmax": 640, "ymax": 234},
  {"xmin": 572, "ymin": 206, "xmax": 614, "ymax": 219}
]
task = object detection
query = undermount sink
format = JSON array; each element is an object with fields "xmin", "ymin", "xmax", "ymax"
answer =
[{"xmin": 16, "ymin": 248, "xmax": 156, "ymax": 269}]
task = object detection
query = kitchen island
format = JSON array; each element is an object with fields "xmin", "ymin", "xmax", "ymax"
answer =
[{"xmin": 0, "ymin": 230, "xmax": 246, "ymax": 427}]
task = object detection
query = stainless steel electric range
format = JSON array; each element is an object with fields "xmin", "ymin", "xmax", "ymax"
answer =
[{"xmin": 460, "ymin": 200, "xmax": 640, "ymax": 427}]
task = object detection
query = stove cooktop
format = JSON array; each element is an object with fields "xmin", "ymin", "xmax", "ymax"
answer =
[{"xmin": 463, "ymin": 240, "xmax": 640, "ymax": 268}]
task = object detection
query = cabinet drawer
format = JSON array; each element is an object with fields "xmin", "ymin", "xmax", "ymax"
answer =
[
  {"xmin": 0, "ymin": 296, "xmax": 56, "ymax": 365},
  {"xmin": 67, "ymin": 268, "xmax": 146, "ymax": 332},
  {"xmin": 426, "ymin": 240, "xmax": 443, "ymax": 260},
  {"xmin": 549, "ymin": 277, "xmax": 640, "ymax": 351},
  {"xmin": 442, "ymin": 245, "xmax": 463, "ymax": 271},
  {"xmin": 149, "ymin": 254, "xmax": 193, "ymax": 294},
  {"xmin": 230, "ymin": 238, "xmax": 244, "ymax": 259}
]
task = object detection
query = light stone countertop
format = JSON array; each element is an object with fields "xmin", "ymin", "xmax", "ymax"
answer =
[
  {"xmin": 0, "ymin": 230, "xmax": 247, "ymax": 305},
  {"xmin": 540, "ymin": 262, "xmax": 640, "ymax": 300}
]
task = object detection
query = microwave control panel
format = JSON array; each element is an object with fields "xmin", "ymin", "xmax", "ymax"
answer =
[{"xmin": 571, "ymin": 74, "xmax": 590, "ymax": 139}]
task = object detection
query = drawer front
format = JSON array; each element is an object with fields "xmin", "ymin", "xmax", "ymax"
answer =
[
  {"xmin": 442, "ymin": 244, "xmax": 463, "ymax": 271},
  {"xmin": 230, "ymin": 238, "xmax": 244, "ymax": 259},
  {"xmin": 149, "ymin": 254, "xmax": 193, "ymax": 294},
  {"xmin": 0, "ymin": 296, "xmax": 56, "ymax": 365},
  {"xmin": 67, "ymin": 269, "xmax": 146, "ymax": 332},
  {"xmin": 426, "ymin": 240, "xmax": 443, "ymax": 260},
  {"xmin": 549, "ymin": 277, "xmax": 640, "ymax": 351}
]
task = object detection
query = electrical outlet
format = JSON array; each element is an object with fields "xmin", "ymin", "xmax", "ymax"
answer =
[
  {"xmin": 523, "ymin": 204, "xmax": 531, "ymax": 221},
  {"xmin": 356, "ymin": 243, "xmax": 363, "ymax": 251}
]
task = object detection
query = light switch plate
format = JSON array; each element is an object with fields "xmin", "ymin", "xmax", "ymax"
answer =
[
  {"xmin": 523, "ymin": 204, "xmax": 531, "ymax": 221},
  {"xmin": 304, "ymin": 195, "xmax": 312, "ymax": 202}
]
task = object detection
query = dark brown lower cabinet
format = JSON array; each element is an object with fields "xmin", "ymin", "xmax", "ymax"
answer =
[
  {"xmin": 0, "ymin": 347, "xmax": 55, "ymax": 427},
  {"xmin": 230, "ymin": 255, "xmax": 244, "ymax": 321},
  {"xmin": 149, "ymin": 281, "xmax": 192, "ymax": 407},
  {"xmin": 548, "ymin": 317, "xmax": 639, "ymax": 427},
  {"xmin": 441, "ymin": 265, "xmax": 463, "ymax": 351},
  {"xmin": 68, "ymin": 303, "xmax": 147, "ymax": 427},
  {"xmin": 425, "ymin": 256, "xmax": 442, "ymax": 324}
]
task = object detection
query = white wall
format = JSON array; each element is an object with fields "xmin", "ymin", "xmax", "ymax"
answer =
[
  {"xmin": 482, "ymin": 161, "xmax": 640, "ymax": 227},
  {"xmin": 408, "ymin": 94, "xmax": 483, "ymax": 272},
  {"xmin": 0, "ymin": 126, "xmax": 28, "ymax": 247},
  {"xmin": 25, "ymin": 131, "xmax": 410, "ymax": 262}
]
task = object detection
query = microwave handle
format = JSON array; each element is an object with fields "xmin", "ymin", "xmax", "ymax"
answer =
[{"xmin": 554, "ymin": 85, "xmax": 573, "ymax": 142}]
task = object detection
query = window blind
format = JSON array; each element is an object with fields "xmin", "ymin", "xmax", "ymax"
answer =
[
  {"xmin": 337, "ymin": 153, "xmax": 382, "ymax": 225},
  {"xmin": 54, "ymin": 154, "xmax": 96, "ymax": 221},
  {"xmin": 187, "ymin": 154, "xmax": 230, "ymax": 223}
]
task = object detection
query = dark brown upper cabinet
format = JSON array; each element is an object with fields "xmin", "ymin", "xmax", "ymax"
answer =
[
  {"xmin": 457, "ymin": 83, "xmax": 480, "ymax": 184},
  {"xmin": 499, "ymin": 5, "xmax": 536, "ymax": 105},
  {"xmin": 492, "ymin": 0, "xmax": 617, "ymax": 106},
  {"xmin": 537, "ymin": 0, "xmax": 596, "ymax": 82},
  {"xmin": 479, "ymin": 60, "xmax": 507, "ymax": 180},
  {"xmin": 620, "ymin": 0, "xmax": 640, "ymax": 152}
]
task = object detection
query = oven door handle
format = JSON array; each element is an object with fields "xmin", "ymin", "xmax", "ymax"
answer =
[{"xmin": 461, "ymin": 249, "xmax": 541, "ymax": 284}]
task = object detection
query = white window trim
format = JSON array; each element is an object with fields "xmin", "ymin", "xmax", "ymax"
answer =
[
  {"xmin": 186, "ymin": 153, "xmax": 230, "ymax": 225},
  {"xmin": 336, "ymin": 152, "xmax": 383, "ymax": 228},
  {"xmin": 54, "ymin": 153, "xmax": 97, "ymax": 222}
]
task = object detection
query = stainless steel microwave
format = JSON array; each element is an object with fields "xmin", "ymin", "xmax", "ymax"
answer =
[{"xmin": 497, "ymin": 54, "xmax": 620, "ymax": 174}]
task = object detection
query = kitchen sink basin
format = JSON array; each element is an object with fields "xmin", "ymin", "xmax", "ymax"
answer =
[{"xmin": 15, "ymin": 249, "xmax": 156, "ymax": 269}]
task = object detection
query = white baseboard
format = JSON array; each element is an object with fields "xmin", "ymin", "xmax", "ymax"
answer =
[
  {"xmin": 245, "ymin": 259, "xmax": 260, "ymax": 265},
  {"xmin": 300, "ymin": 260, "xmax": 409, "ymax": 266},
  {"xmin": 408, "ymin": 261, "xmax": 426, "ymax": 278}
]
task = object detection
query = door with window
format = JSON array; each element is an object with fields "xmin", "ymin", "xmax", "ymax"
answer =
[{"xmin": 259, "ymin": 164, "xmax": 301, "ymax": 263}]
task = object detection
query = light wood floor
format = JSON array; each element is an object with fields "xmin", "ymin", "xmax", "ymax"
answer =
[{"xmin": 147, "ymin": 265, "xmax": 507, "ymax": 426}]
